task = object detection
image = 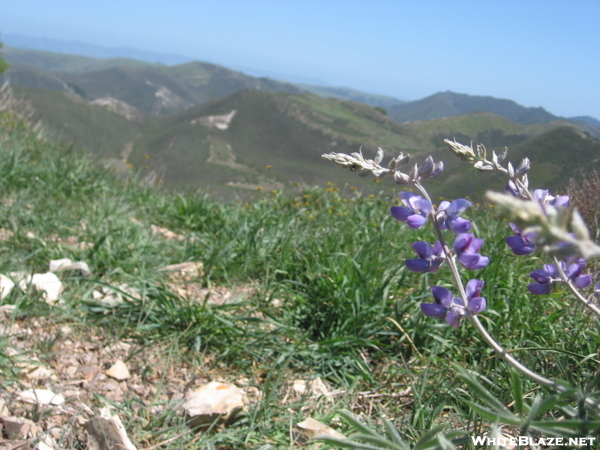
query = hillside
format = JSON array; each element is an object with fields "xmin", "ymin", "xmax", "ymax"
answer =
[
  {"xmin": 296, "ymin": 84, "xmax": 405, "ymax": 108},
  {"xmin": 3, "ymin": 79, "xmax": 597, "ymax": 199},
  {"xmin": 128, "ymin": 90, "xmax": 416, "ymax": 195},
  {"xmin": 386, "ymin": 91, "xmax": 559, "ymax": 125},
  {"xmin": 2, "ymin": 47, "xmax": 307, "ymax": 115}
]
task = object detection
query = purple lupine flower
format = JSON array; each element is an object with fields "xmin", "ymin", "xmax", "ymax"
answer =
[
  {"xmin": 405, "ymin": 241, "xmax": 445, "ymax": 273},
  {"xmin": 505, "ymin": 223, "xmax": 536, "ymax": 255},
  {"xmin": 528, "ymin": 258, "xmax": 592, "ymax": 295},
  {"xmin": 453, "ymin": 233, "xmax": 490, "ymax": 270},
  {"xmin": 563, "ymin": 258, "xmax": 592, "ymax": 288},
  {"xmin": 528, "ymin": 264, "xmax": 559, "ymax": 295},
  {"xmin": 533, "ymin": 189, "xmax": 569, "ymax": 208},
  {"xmin": 420, "ymin": 279, "xmax": 487, "ymax": 328},
  {"xmin": 390, "ymin": 191, "xmax": 432, "ymax": 229},
  {"xmin": 437, "ymin": 198, "xmax": 472, "ymax": 233}
]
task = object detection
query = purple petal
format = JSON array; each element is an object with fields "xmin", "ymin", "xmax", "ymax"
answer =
[
  {"xmin": 448, "ymin": 217, "xmax": 472, "ymax": 234},
  {"xmin": 528, "ymin": 283, "xmax": 552, "ymax": 295},
  {"xmin": 405, "ymin": 258, "xmax": 430, "ymax": 273},
  {"xmin": 390, "ymin": 206, "xmax": 413, "ymax": 222},
  {"xmin": 428, "ymin": 258, "xmax": 444, "ymax": 273},
  {"xmin": 564, "ymin": 259, "xmax": 585, "ymax": 279},
  {"xmin": 506, "ymin": 180, "xmax": 519, "ymax": 196},
  {"xmin": 472, "ymin": 255, "xmax": 489, "ymax": 269},
  {"xmin": 534, "ymin": 189, "xmax": 548, "ymax": 203},
  {"xmin": 447, "ymin": 199, "xmax": 472, "ymax": 215},
  {"xmin": 454, "ymin": 233, "xmax": 472, "ymax": 254},
  {"xmin": 412, "ymin": 241, "xmax": 433, "ymax": 259},
  {"xmin": 407, "ymin": 214, "xmax": 428, "ymax": 229},
  {"xmin": 552, "ymin": 195, "xmax": 570, "ymax": 208},
  {"xmin": 468, "ymin": 237, "xmax": 484, "ymax": 253},
  {"xmin": 398, "ymin": 191, "xmax": 417, "ymax": 203},
  {"xmin": 415, "ymin": 198, "xmax": 433, "ymax": 215},
  {"xmin": 466, "ymin": 279, "xmax": 484, "ymax": 300},
  {"xmin": 445, "ymin": 310, "xmax": 462, "ymax": 328},
  {"xmin": 529, "ymin": 269, "xmax": 552, "ymax": 283},
  {"xmin": 574, "ymin": 274, "xmax": 592, "ymax": 289},
  {"xmin": 459, "ymin": 253, "xmax": 489, "ymax": 270},
  {"xmin": 420, "ymin": 303, "xmax": 446, "ymax": 318},
  {"xmin": 438, "ymin": 201, "xmax": 450, "ymax": 212},
  {"xmin": 542, "ymin": 264, "xmax": 558, "ymax": 277},
  {"xmin": 431, "ymin": 286, "xmax": 453, "ymax": 308},
  {"xmin": 467, "ymin": 296, "xmax": 487, "ymax": 314},
  {"xmin": 506, "ymin": 236, "xmax": 535, "ymax": 255}
]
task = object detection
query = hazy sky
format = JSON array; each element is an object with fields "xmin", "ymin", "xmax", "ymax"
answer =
[{"xmin": 1, "ymin": 0, "xmax": 599, "ymax": 119}]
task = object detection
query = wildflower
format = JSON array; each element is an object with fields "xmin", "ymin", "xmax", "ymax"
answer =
[
  {"xmin": 533, "ymin": 189, "xmax": 569, "ymax": 208},
  {"xmin": 420, "ymin": 280, "xmax": 487, "ymax": 328},
  {"xmin": 505, "ymin": 223, "xmax": 536, "ymax": 255},
  {"xmin": 390, "ymin": 192, "xmax": 432, "ymax": 229},
  {"xmin": 405, "ymin": 241, "xmax": 445, "ymax": 273},
  {"xmin": 528, "ymin": 258, "xmax": 592, "ymax": 295},
  {"xmin": 454, "ymin": 233, "xmax": 490, "ymax": 270},
  {"xmin": 437, "ymin": 198, "xmax": 472, "ymax": 233},
  {"xmin": 527, "ymin": 264, "xmax": 558, "ymax": 295}
]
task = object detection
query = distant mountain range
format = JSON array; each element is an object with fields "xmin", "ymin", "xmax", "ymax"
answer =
[{"xmin": 1, "ymin": 44, "xmax": 598, "ymax": 200}]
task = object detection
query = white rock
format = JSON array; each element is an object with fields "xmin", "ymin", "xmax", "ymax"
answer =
[
  {"xmin": 84, "ymin": 407, "xmax": 137, "ymax": 450},
  {"xmin": 19, "ymin": 389, "xmax": 65, "ymax": 406},
  {"xmin": 292, "ymin": 377, "xmax": 331, "ymax": 398},
  {"xmin": 159, "ymin": 261, "xmax": 204, "ymax": 274},
  {"xmin": 296, "ymin": 417, "xmax": 346, "ymax": 442},
  {"xmin": 18, "ymin": 273, "xmax": 63, "ymax": 304},
  {"xmin": 0, "ymin": 274, "xmax": 14, "ymax": 299},
  {"xmin": 106, "ymin": 360, "xmax": 131, "ymax": 381},
  {"xmin": 0, "ymin": 415, "xmax": 39, "ymax": 439},
  {"xmin": 183, "ymin": 381, "xmax": 246, "ymax": 429},
  {"xmin": 49, "ymin": 258, "xmax": 73, "ymax": 272},
  {"xmin": 49, "ymin": 258, "xmax": 91, "ymax": 276}
]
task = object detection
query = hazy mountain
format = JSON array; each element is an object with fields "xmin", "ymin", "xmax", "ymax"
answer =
[
  {"xmin": 1, "ymin": 48, "xmax": 308, "ymax": 115},
  {"xmin": 1, "ymin": 47, "xmax": 406, "ymax": 114},
  {"xmin": 570, "ymin": 115, "xmax": 600, "ymax": 129},
  {"xmin": 296, "ymin": 84, "xmax": 405, "ymax": 108},
  {"xmin": 387, "ymin": 91, "xmax": 559, "ymax": 125},
  {"xmin": 3, "ymin": 34, "xmax": 192, "ymax": 65},
  {"xmin": 2, "ymin": 46, "xmax": 160, "ymax": 74}
]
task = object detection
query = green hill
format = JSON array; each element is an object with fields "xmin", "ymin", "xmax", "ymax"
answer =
[
  {"xmin": 4, "ymin": 81, "xmax": 598, "ymax": 200},
  {"xmin": 6, "ymin": 84, "xmax": 145, "ymax": 160},
  {"xmin": 387, "ymin": 91, "xmax": 559, "ymax": 124}
]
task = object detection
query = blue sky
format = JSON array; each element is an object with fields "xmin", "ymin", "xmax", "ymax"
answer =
[{"xmin": 1, "ymin": 0, "xmax": 599, "ymax": 119}]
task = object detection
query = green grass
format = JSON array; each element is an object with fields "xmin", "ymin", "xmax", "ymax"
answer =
[{"xmin": 1, "ymin": 110, "xmax": 599, "ymax": 448}]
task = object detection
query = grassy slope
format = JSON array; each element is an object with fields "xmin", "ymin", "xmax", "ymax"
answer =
[
  {"xmin": 1, "ymin": 110, "xmax": 599, "ymax": 448},
  {"xmin": 9, "ymin": 85, "xmax": 145, "ymax": 159}
]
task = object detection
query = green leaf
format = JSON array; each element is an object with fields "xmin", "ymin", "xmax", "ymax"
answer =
[
  {"xmin": 463, "ymin": 400, "xmax": 520, "ymax": 425},
  {"xmin": 453, "ymin": 364, "xmax": 515, "ymax": 418},
  {"xmin": 510, "ymin": 368, "xmax": 524, "ymax": 416},
  {"xmin": 414, "ymin": 425, "xmax": 448, "ymax": 450}
]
